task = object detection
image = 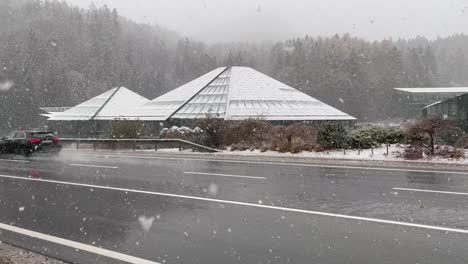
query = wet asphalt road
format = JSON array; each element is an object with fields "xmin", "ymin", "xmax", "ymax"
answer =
[{"xmin": 1, "ymin": 151, "xmax": 468, "ymax": 263}]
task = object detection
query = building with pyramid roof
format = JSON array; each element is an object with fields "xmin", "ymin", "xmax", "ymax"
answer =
[
  {"xmin": 127, "ymin": 66, "xmax": 355, "ymax": 121},
  {"xmin": 47, "ymin": 87, "xmax": 149, "ymax": 121},
  {"xmin": 45, "ymin": 67, "xmax": 354, "ymax": 137},
  {"xmin": 44, "ymin": 87, "xmax": 149, "ymax": 137}
]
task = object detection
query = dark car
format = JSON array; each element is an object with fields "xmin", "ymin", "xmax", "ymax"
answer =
[{"xmin": 0, "ymin": 130, "xmax": 62, "ymax": 156}]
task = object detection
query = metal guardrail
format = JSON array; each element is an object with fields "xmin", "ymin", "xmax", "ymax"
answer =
[{"xmin": 60, "ymin": 138, "xmax": 220, "ymax": 153}]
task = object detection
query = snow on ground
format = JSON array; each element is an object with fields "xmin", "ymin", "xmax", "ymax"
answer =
[
  {"xmin": 144, "ymin": 144, "xmax": 468, "ymax": 164},
  {"xmin": 227, "ymin": 145, "xmax": 405, "ymax": 161},
  {"xmin": 225, "ymin": 145, "xmax": 468, "ymax": 164}
]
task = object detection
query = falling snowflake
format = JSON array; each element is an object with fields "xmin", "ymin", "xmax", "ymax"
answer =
[
  {"xmin": 0, "ymin": 80, "xmax": 14, "ymax": 91},
  {"xmin": 138, "ymin": 215, "xmax": 155, "ymax": 232},
  {"xmin": 208, "ymin": 183, "xmax": 218, "ymax": 196}
]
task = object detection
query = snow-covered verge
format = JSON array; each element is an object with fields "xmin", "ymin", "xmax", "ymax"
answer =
[
  {"xmin": 0, "ymin": 242, "xmax": 65, "ymax": 264},
  {"xmin": 224, "ymin": 144, "xmax": 468, "ymax": 165},
  {"xmin": 73, "ymin": 144, "xmax": 468, "ymax": 165}
]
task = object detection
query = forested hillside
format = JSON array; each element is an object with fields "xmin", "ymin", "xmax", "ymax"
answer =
[{"xmin": 0, "ymin": 0, "xmax": 467, "ymax": 129}]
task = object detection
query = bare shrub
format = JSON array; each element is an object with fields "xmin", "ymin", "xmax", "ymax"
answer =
[
  {"xmin": 455, "ymin": 134, "xmax": 468, "ymax": 149},
  {"xmin": 223, "ymin": 119, "xmax": 272, "ymax": 148},
  {"xmin": 270, "ymin": 124, "xmax": 317, "ymax": 153},
  {"xmin": 403, "ymin": 146, "xmax": 423, "ymax": 160},
  {"xmin": 196, "ymin": 117, "xmax": 225, "ymax": 148},
  {"xmin": 405, "ymin": 117, "xmax": 458, "ymax": 155},
  {"xmin": 437, "ymin": 146, "xmax": 465, "ymax": 160},
  {"xmin": 259, "ymin": 145, "xmax": 269, "ymax": 152},
  {"xmin": 452, "ymin": 149, "xmax": 465, "ymax": 160},
  {"xmin": 314, "ymin": 144, "xmax": 327, "ymax": 152},
  {"xmin": 230, "ymin": 143, "xmax": 251, "ymax": 151}
]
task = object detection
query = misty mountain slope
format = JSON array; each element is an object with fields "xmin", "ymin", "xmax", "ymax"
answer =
[{"xmin": 0, "ymin": 0, "xmax": 217, "ymax": 128}]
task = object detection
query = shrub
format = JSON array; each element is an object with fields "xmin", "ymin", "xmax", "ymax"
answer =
[
  {"xmin": 403, "ymin": 146, "xmax": 423, "ymax": 160},
  {"xmin": 455, "ymin": 134, "xmax": 468, "ymax": 149},
  {"xmin": 260, "ymin": 145, "xmax": 269, "ymax": 152},
  {"xmin": 160, "ymin": 126, "xmax": 207, "ymax": 146},
  {"xmin": 385, "ymin": 128, "xmax": 405, "ymax": 144},
  {"xmin": 317, "ymin": 122, "xmax": 348, "ymax": 149},
  {"xmin": 436, "ymin": 146, "xmax": 465, "ymax": 160},
  {"xmin": 349, "ymin": 128, "xmax": 375, "ymax": 149},
  {"xmin": 270, "ymin": 126, "xmax": 290, "ymax": 152},
  {"xmin": 230, "ymin": 143, "xmax": 251, "ymax": 151},
  {"xmin": 111, "ymin": 119, "xmax": 144, "ymax": 139},
  {"xmin": 290, "ymin": 137, "xmax": 307, "ymax": 154},
  {"xmin": 405, "ymin": 117, "xmax": 458, "ymax": 154},
  {"xmin": 223, "ymin": 119, "xmax": 272, "ymax": 148},
  {"xmin": 452, "ymin": 149, "xmax": 465, "ymax": 160},
  {"xmin": 349, "ymin": 126, "xmax": 404, "ymax": 149},
  {"xmin": 271, "ymin": 124, "xmax": 317, "ymax": 153},
  {"xmin": 435, "ymin": 127, "xmax": 464, "ymax": 146},
  {"xmin": 196, "ymin": 117, "xmax": 225, "ymax": 148}
]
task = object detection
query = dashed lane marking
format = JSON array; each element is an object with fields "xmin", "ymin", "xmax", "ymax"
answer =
[
  {"xmin": 184, "ymin": 171, "xmax": 267, "ymax": 180},
  {"xmin": 69, "ymin": 163, "xmax": 118, "ymax": 169}
]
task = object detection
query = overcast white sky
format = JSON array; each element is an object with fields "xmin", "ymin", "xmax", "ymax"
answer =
[{"xmin": 68, "ymin": 0, "xmax": 468, "ymax": 42}]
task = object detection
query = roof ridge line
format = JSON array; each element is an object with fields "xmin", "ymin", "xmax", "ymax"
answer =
[
  {"xmin": 167, "ymin": 67, "xmax": 229, "ymax": 120},
  {"xmin": 224, "ymin": 67, "xmax": 232, "ymax": 120},
  {"xmin": 91, "ymin": 87, "xmax": 121, "ymax": 120}
]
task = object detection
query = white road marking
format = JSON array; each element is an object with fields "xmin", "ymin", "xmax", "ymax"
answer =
[
  {"xmin": 1, "ymin": 174, "xmax": 468, "ymax": 235},
  {"xmin": 0, "ymin": 222, "xmax": 159, "ymax": 264},
  {"xmin": 394, "ymin": 187, "xmax": 468, "ymax": 196},
  {"xmin": 184, "ymin": 171, "xmax": 266, "ymax": 180},
  {"xmin": 69, "ymin": 163, "xmax": 118, "ymax": 169},
  {"xmin": 0, "ymin": 158, "xmax": 30, "ymax": 163},
  {"xmin": 90, "ymin": 153, "xmax": 468, "ymax": 175}
]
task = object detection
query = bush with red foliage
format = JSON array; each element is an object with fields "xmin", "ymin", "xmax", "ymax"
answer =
[
  {"xmin": 270, "ymin": 124, "xmax": 318, "ymax": 153},
  {"xmin": 195, "ymin": 117, "xmax": 226, "ymax": 148},
  {"xmin": 223, "ymin": 119, "xmax": 272, "ymax": 148}
]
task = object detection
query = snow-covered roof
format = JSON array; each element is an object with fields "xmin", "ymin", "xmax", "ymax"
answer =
[
  {"xmin": 394, "ymin": 87, "xmax": 468, "ymax": 93},
  {"xmin": 132, "ymin": 66, "xmax": 354, "ymax": 121},
  {"xmin": 124, "ymin": 67, "xmax": 226, "ymax": 121},
  {"xmin": 172, "ymin": 68, "xmax": 231, "ymax": 119},
  {"xmin": 40, "ymin": 107, "xmax": 71, "ymax": 113},
  {"xmin": 224, "ymin": 67, "xmax": 354, "ymax": 121},
  {"xmin": 48, "ymin": 87, "xmax": 149, "ymax": 121}
]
